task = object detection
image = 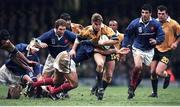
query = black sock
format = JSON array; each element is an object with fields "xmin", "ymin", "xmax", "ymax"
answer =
[
  {"xmin": 151, "ymin": 79, "xmax": 158, "ymax": 94},
  {"xmin": 102, "ymin": 80, "xmax": 109, "ymax": 90},
  {"xmin": 150, "ymin": 72, "xmax": 158, "ymax": 94},
  {"xmin": 96, "ymin": 72, "xmax": 103, "ymax": 89},
  {"xmin": 92, "ymin": 79, "xmax": 98, "ymax": 90}
]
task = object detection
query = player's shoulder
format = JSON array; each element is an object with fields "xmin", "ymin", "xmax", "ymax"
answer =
[
  {"xmin": 47, "ymin": 29, "xmax": 55, "ymax": 34},
  {"xmin": 71, "ymin": 23, "xmax": 84, "ymax": 29},
  {"xmin": 170, "ymin": 18, "xmax": 179, "ymax": 26},
  {"xmin": 129, "ymin": 18, "xmax": 140, "ymax": 25},
  {"xmin": 83, "ymin": 25, "xmax": 92, "ymax": 30},
  {"xmin": 118, "ymin": 32, "xmax": 124, "ymax": 38},
  {"xmin": 150, "ymin": 18, "xmax": 162, "ymax": 27},
  {"xmin": 40, "ymin": 29, "xmax": 54, "ymax": 37},
  {"xmin": 102, "ymin": 24, "xmax": 112, "ymax": 30},
  {"xmin": 151, "ymin": 18, "xmax": 160, "ymax": 23},
  {"xmin": 64, "ymin": 30, "xmax": 76, "ymax": 43},
  {"xmin": 15, "ymin": 43, "xmax": 27, "ymax": 48},
  {"xmin": 101, "ymin": 24, "xmax": 114, "ymax": 33},
  {"xmin": 80, "ymin": 25, "xmax": 92, "ymax": 34},
  {"xmin": 15, "ymin": 43, "xmax": 27, "ymax": 51}
]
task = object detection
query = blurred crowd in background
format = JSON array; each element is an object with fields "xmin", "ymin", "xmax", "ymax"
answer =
[{"xmin": 0, "ymin": 0, "xmax": 179, "ymax": 81}]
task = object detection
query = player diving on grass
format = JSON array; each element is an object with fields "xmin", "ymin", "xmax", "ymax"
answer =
[{"xmin": 25, "ymin": 29, "xmax": 130, "ymax": 100}]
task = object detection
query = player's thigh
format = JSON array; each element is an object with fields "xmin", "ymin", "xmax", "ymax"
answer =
[
  {"xmin": 141, "ymin": 48, "xmax": 154, "ymax": 67},
  {"xmin": 132, "ymin": 47, "xmax": 143, "ymax": 68},
  {"xmin": 156, "ymin": 51, "xmax": 171, "ymax": 73},
  {"xmin": 105, "ymin": 60, "xmax": 115, "ymax": 75},
  {"xmin": 133, "ymin": 54, "xmax": 143, "ymax": 68},
  {"xmin": 42, "ymin": 54, "xmax": 55, "ymax": 76},
  {"xmin": 156, "ymin": 61, "xmax": 168, "ymax": 73},
  {"xmin": 8, "ymin": 72, "xmax": 21, "ymax": 85},
  {"xmin": 150, "ymin": 60, "xmax": 158, "ymax": 73},
  {"xmin": 94, "ymin": 53, "xmax": 106, "ymax": 66},
  {"xmin": 0, "ymin": 65, "xmax": 21, "ymax": 85},
  {"xmin": 150, "ymin": 49, "xmax": 159, "ymax": 72},
  {"xmin": 64, "ymin": 72, "xmax": 78, "ymax": 86},
  {"xmin": 0, "ymin": 65, "xmax": 8, "ymax": 84}
]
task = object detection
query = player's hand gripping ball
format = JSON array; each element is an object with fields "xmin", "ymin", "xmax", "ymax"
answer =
[{"xmin": 98, "ymin": 35, "xmax": 110, "ymax": 50}]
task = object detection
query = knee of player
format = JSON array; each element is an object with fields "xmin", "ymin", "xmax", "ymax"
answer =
[
  {"xmin": 155, "ymin": 71, "xmax": 162, "ymax": 76},
  {"xmin": 96, "ymin": 64, "xmax": 104, "ymax": 71},
  {"xmin": 71, "ymin": 81, "xmax": 78, "ymax": 88},
  {"xmin": 150, "ymin": 72, "xmax": 158, "ymax": 79},
  {"xmin": 22, "ymin": 75, "xmax": 33, "ymax": 83},
  {"xmin": 134, "ymin": 65, "xmax": 142, "ymax": 71},
  {"xmin": 42, "ymin": 72, "xmax": 52, "ymax": 78},
  {"xmin": 97, "ymin": 63, "xmax": 104, "ymax": 68}
]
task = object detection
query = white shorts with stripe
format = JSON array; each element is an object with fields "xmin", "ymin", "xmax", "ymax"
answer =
[
  {"xmin": 42, "ymin": 54, "xmax": 55, "ymax": 75},
  {"xmin": 53, "ymin": 51, "xmax": 76, "ymax": 73},
  {"xmin": 132, "ymin": 46, "xmax": 154, "ymax": 66},
  {"xmin": 0, "ymin": 65, "xmax": 21, "ymax": 85}
]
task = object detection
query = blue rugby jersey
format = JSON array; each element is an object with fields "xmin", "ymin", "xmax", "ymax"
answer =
[
  {"xmin": 122, "ymin": 18, "xmax": 165, "ymax": 51},
  {"xmin": 37, "ymin": 29, "xmax": 72, "ymax": 58},
  {"xmin": 5, "ymin": 43, "xmax": 41, "ymax": 76},
  {"xmin": 63, "ymin": 30, "xmax": 77, "ymax": 43},
  {"xmin": 66, "ymin": 41, "xmax": 94, "ymax": 64}
]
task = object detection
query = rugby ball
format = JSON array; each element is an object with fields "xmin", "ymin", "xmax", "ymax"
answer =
[{"xmin": 99, "ymin": 35, "xmax": 110, "ymax": 50}]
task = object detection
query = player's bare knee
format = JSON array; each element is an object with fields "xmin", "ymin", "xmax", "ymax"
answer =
[
  {"xmin": 96, "ymin": 64, "xmax": 104, "ymax": 72},
  {"xmin": 156, "ymin": 71, "xmax": 162, "ymax": 76},
  {"xmin": 70, "ymin": 81, "xmax": 78, "ymax": 88},
  {"xmin": 134, "ymin": 66, "xmax": 142, "ymax": 72},
  {"xmin": 150, "ymin": 71, "xmax": 158, "ymax": 79},
  {"xmin": 42, "ymin": 72, "xmax": 52, "ymax": 78}
]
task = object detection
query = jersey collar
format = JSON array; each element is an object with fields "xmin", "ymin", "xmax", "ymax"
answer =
[
  {"xmin": 156, "ymin": 16, "xmax": 171, "ymax": 23},
  {"xmin": 54, "ymin": 28, "xmax": 63, "ymax": 40},
  {"xmin": 139, "ymin": 17, "xmax": 152, "ymax": 23}
]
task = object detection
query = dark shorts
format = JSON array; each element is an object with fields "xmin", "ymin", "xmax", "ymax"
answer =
[
  {"xmin": 106, "ymin": 53, "xmax": 117, "ymax": 62},
  {"xmin": 153, "ymin": 48, "xmax": 172, "ymax": 65}
]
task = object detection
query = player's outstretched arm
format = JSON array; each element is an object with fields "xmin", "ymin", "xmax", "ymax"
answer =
[
  {"xmin": 94, "ymin": 47, "xmax": 130, "ymax": 55},
  {"xmin": 116, "ymin": 47, "xmax": 130, "ymax": 55},
  {"xmin": 69, "ymin": 38, "xmax": 80, "ymax": 58},
  {"xmin": 29, "ymin": 38, "xmax": 48, "ymax": 49}
]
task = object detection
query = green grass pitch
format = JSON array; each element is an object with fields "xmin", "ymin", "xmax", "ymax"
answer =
[{"xmin": 0, "ymin": 85, "xmax": 180, "ymax": 106}]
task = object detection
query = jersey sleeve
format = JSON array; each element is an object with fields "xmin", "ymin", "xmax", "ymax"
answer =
[
  {"xmin": 77, "ymin": 26, "xmax": 91, "ymax": 41},
  {"xmin": 122, "ymin": 21, "xmax": 136, "ymax": 47},
  {"xmin": 37, "ymin": 30, "xmax": 52, "ymax": 43},
  {"xmin": 15, "ymin": 43, "xmax": 27, "ymax": 52},
  {"xmin": 64, "ymin": 30, "xmax": 77, "ymax": 43},
  {"xmin": 71, "ymin": 23, "xmax": 84, "ymax": 34},
  {"xmin": 173, "ymin": 21, "xmax": 180, "ymax": 38},
  {"xmin": 117, "ymin": 33, "xmax": 124, "ymax": 42},
  {"xmin": 105, "ymin": 27, "xmax": 116, "ymax": 37}
]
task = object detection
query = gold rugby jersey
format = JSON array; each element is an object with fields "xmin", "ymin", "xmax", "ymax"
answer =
[
  {"xmin": 71, "ymin": 23, "xmax": 84, "ymax": 34},
  {"xmin": 156, "ymin": 17, "xmax": 180, "ymax": 52},
  {"xmin": 114, "ymin": 32, "xmax": 124, "ymax": 49},
  {"xmin": 79, "ymin": 24, "xmax": 115, "ymax": 44}
]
